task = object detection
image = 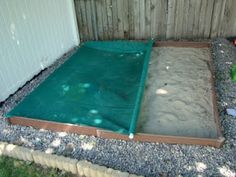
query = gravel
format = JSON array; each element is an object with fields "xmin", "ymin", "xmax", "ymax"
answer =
[{"xmin": 0, "ymin": 38, "xmax": 236, "ymax": 177}]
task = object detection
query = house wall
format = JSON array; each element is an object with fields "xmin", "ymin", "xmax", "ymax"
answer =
[
  {"xmin": 0, "ymin": 0, "xmax": 80, "ymax": 102},
  {"xmin": 74, "ymin": 0, "xmax": 236, "ymax": 41}
]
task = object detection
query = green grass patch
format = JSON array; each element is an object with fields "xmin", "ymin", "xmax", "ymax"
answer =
[
  {"xmin": 231, "ymin": 64, "xmax": 236, "ymax": 82},
  {"xmin": 0, "ymin": 156, "xmax": 75, "ymax": 177}
]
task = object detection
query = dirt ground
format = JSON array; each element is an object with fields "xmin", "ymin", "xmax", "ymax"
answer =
[{"xmin": 137, "ymin": 47, "xmax": 218, "ymax": 138}]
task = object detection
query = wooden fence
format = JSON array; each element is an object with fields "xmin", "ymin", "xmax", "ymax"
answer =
[{"xmin": 74, "ymin": 0, "xmax": 236, "ymax": 41}]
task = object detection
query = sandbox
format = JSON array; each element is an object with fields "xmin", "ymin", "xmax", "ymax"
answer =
[{"xmin": 6, "ymin": 41, "xmax": 224, "ymax": 147}]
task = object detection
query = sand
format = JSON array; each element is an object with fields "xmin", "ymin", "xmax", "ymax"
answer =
[{"xmin": 137, "ymin": 47, "xmax": 218, "ymax": 138}]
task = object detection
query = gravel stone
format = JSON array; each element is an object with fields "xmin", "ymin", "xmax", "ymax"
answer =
[{"xmin": 0, "ymin": 38, "xmax": 236, "ymax": 177}]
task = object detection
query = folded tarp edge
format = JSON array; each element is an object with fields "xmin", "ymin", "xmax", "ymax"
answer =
[{"xmin": 129, "ymin": 40, "xmax": 154, "ymax": 138}]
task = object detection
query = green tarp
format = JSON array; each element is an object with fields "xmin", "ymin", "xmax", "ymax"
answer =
[{"xmin": 6, "ymin": 40, "xmax": 153, "ymax": 136}]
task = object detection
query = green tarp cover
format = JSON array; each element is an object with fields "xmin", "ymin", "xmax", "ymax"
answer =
[{"xmin": 6, "ymin": 40, "xmax": 153, "ymax": 135}]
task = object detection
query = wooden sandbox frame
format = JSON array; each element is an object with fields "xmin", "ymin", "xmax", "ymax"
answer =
[{"xmin": 8, "ymin": 41, "xmax": 225, "ymax": 148}]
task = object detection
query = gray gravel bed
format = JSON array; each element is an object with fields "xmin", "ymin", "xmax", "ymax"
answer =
[{"xmin": 0, "ymin": 38, "xmax": 236, "ymax": 177}]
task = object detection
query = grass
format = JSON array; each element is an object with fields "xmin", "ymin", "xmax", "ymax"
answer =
[{"xmin": 0, "ymin": 156, "xmax": 76, "ymax": 177}]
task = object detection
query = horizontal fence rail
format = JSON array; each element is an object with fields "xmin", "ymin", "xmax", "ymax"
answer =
[{"xmin": 74, "ymin": 0, "xmax": 236, "ymax": 41}]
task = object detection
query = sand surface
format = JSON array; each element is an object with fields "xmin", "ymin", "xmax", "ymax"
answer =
[{"xmin": 137, "ymin": 47, "xmax": 218, "ymax": 138}]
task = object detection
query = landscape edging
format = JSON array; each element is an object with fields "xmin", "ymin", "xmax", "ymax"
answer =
[{"xmin": 0, "ymin": 141, "xmax": 142, "ymax": 177}]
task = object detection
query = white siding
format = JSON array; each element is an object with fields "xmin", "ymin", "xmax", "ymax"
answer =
[{"xmin": 0, "ymin": 0, "xmax": 80, "ymax": 102}]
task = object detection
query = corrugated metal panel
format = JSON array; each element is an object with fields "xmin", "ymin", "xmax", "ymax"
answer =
[{"xmin": 0, "ymin": 0, "xmax": 80, "ymax": 102}]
